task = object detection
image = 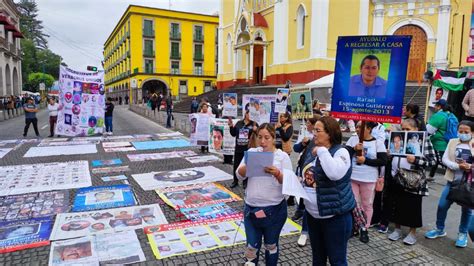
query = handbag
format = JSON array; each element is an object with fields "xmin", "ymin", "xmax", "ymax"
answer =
[
  {"xmin": 393, "ymin": 157, "xmax": 425, "ymax": 192},
  {"xmin": 447, "ymin": 169, "xmax": 474, "ymax": 208}
]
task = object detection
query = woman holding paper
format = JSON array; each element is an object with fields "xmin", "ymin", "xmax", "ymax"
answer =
[
  {"xmin": 304, "ymin": 116, "xmax": 355, "ymax": 265},
  {"xmin": 236, "ymin": 123, "xmax": 293, "ymax": 266}
]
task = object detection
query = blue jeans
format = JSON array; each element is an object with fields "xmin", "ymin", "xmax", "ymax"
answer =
[
  {"xmin": 436, "ymin": 182, "xmax": 473, "ymax": 234},
  {"xmin": 469, "ymin": 215, "xmax": 474, "ymax": 241},
  {"xmin": 105, "ymin": 116, "xmax": 113, "ymax": 132},
  {"xmin": 244, "ymin": 200, "xmax": 287, "ymax": 266},
  {"xmin": 307, "ymin": 211, "xmax": 352, "ymax": 266}
]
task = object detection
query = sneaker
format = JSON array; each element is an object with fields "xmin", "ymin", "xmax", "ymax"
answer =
[
  {"xmin": 455, "ymin": 233, "xmax": 468, "ymax": 248},
  {"xmin": 388, "ymin": 229, "xmax": 402, "ymax": 241},
  {"xmin": 424, "ymin": 229, "xmax": 447, "ymax": 239},
  {"xmin": 403, "ymin": 233, "xmax": 417, "ymax": 245},
  {"xmin": 377, "ymin": 224, "xmax": 388, "ymax": 234},
  {"xmin": 297, "ymin": 234, "xmax": 308, "ymax": 247},
  {"xmin": 359, "ymin": 228, "xmax": 369, "ymax": 243}
]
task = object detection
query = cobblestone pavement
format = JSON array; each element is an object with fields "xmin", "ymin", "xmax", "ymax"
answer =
[{"xmin": 0, "ymin": 106, "xmax": 472, "ymax": 265}]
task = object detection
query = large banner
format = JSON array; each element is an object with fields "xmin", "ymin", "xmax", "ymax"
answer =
[
  {"xmin": 0, "ymin": 161, "xmax": 91, "ymax": 196},
  {"xmin": 331, "ymin": 36, "xmax": 411, "ymax": 123},
  {"xmin": 131, "ymin": 166, "xmax": 233, "ymax": 191},
  {"xmin": 0, "ymin": 217, "xmax": 53, "ymax": 253},
  {"xmin": 0, "ymin": 191, "xmax": 69, "ymax": 221},
  {"xmin": 72, "ymin": 184, "xmax": 136, "ymax": 212},
  {"xmin": 189, "ymin": 113, "xmax": 210, "ymax": 146},
  {"xmin": 56, "ymin": 66, "xmax": 105, "ymax": 136},
  {"xmin": 222, "ymin": 93, "xmax": 238, "ymax": 118},
  {"xmin": 242, "ymin": 94, "xmax": 278, "ymax": 124},
  {"xmin": 468, "ymin": 2, "xmax": 474, "ymax": 63},
  {"xmin": 50, "ymin": 204, "xmax": 168, "ymax": 240},
  {"xmin": 290, "ymin": 87, "xmax": 313, "ymax": 119},
  {"xmin": 209, "ymin": 118, "xmax": 235, "ymax": 155}
]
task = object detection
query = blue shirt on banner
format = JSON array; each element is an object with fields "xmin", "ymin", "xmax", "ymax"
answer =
[{"xmin": 348, "ymin": 74, "xmax": 387, "ymax": 98}]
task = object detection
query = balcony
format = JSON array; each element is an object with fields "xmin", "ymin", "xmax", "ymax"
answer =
[
  {"xmin": 194, "ymin": 53, "xmax": 204, "ymax": 61},
  {"xmin": 143, "ymin": 29, "xmax": 154, "ymax": 38},
  {"xmin": 170, "ymin": 52, "xmax": 181, "ymax": 60},
  {"xmin": 170, "ymin": 68, "xmax": 180, "ymax": 75},
  {"xmin": 170, "ymin": 31, "xmax": 181, "ymax": 40},
  {"xmin": 143, "ymin": 50, "xmax": 155, "ymax": 57},
  {"xmin": 194, "ymin": 33, "xmax": 204, "ymax": 42}
]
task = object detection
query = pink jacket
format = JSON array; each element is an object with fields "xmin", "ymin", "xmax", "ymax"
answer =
[{"xmin": 462, "ymin": 89, "xmax": 474, "ymax": 117}]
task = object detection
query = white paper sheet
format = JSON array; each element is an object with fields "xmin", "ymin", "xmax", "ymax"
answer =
[
  {"xmin": 245, "ymin": 151, "xmax": 274, "ymax": 177},
  {"xmin": 282, "ymin": 170, "xmax": 310, "ymax": 200},
  {"xmin": 24, "ymin": 144, "xmax": 97, "ymax": 157}
]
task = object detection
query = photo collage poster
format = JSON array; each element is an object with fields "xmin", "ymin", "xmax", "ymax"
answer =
[
  {"xmin": 209, "ymin": 119, "xmax": 235, "ymax": 155},
  {"xmin": 389, "ymin": 131, "xmax": 426, "ymax": 157},
  {"xmin": 56, "ymin": 66, "xmax": 105, "ymax": 136},
  {"xmin": 179, "ymin": 203, "xmax": 239, "ymax": 221},
  {"xmin": 72, "ymin": 184, "xmax": 136, "ymax": 212},
  {"xmin": 222, "ymin": 93, "xmax": 238, "ymax": 118},
  {"xmin": 0, "ymin": 217, "xmax": 54, "ymax": 253},
  {"xmin": 242, "ymin": 94, "xmax": 278, "ymax": 125},
  {"xmin": 189, "ymin": 113, "xmax": 210, "ymax": 146}
]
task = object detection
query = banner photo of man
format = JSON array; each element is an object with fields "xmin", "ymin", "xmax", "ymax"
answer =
[
  {"xmin": 290, "ymin": 87, "xmax": 312, "ymax": 119},
  {"xmin": 331, "ymin": 36, "xmax": 412, "ymax": 123},
  {"xmin": 275, "ymin": 88, "xmax": 289, "ymax": 113},
  {"xmin": 209, "ymin": 119, "xmax": 235, "ymax": 155},
  {"xmin": 242, "ymin": 95, "xmax": 278, "ymax": 124},
  {"xmin": 72, "ymin": 184, "xmax": 136, "ymax": 212},
  {"xmin": 189, "ymin": 113, "xmax": 210, "ymax": 146},
  {"xmin": 56, "ymin": 66, "xmax": 105, "ymax": 136},
  {"xmin": 0, "ymin": 217, "xmax": 53, "ymax": 253},
  {"xmin": 222, "ymin": 93, "xmax": 238, "ymax": 118},
  {"xmin": 428, "ymin": 86, "xmax": 449, "ymax": 107}
]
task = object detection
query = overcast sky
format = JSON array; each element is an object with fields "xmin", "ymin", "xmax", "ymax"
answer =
[{"xmin": 35, "ymin": 0, "xmax": 219, "ymax": 71}]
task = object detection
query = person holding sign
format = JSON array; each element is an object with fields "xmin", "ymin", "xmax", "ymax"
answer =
[
  {"xmin": 386, "ymin": 118, "xmax": 436, "ymax": 245},
  {"xmin": 424, "ymin": 121, "xmax": 474, "ymax": 248},
  {"xmin": 304, "ymin": 116, "xmax": 355, "ymax": 265},
  {"xmin": 228, "ymin": 110, "xmax": 258, "ymax": 189},
  {"xmin": 199, "ymin": 102, "xmax": 213, "ymax": 153},
  {"xmin": 348, "ymin": 55, "xmax": 387, "ymax": 98},
  {"xmin": 275, "ymin": 112, "xmax": 294, "ymax": 156},
  {"xmin": 236, "ymin": 123, "xmax": 293, "ymax": 266}
]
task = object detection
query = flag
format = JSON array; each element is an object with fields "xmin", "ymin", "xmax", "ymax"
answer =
[{"xmin": 432, "ymin": 69, "xmax": 466, "ymax": 91}]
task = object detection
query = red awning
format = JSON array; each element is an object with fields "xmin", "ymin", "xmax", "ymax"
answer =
[
  {"xmin": 0, "ymin": 15, "xmax": 9, "ymax": 25},
  {"xmin": 13, "ymin": 31, "xmax": 24, "ymax": 38},
  {"xmin": 4, "ymin": 24, "xmax": 16, "ymax": 32},
  {"xmin": 254, "ymin": 13, "xmax": 268, "ymax": 28}
]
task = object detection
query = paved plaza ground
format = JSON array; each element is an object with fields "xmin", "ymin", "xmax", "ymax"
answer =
[{"xmin": 0, "ymin": 105, "xmax": 472, "ymax": 265}]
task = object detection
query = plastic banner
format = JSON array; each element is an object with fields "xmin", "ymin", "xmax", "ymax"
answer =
[{"xmin": 72, "ymin": 184, "xmax": 136, "ymax": 212}]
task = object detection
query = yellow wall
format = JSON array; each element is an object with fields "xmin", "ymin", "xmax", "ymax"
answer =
[{"xmin": 287, "ymin": 0, "xmax": 311, "ymax": 62}]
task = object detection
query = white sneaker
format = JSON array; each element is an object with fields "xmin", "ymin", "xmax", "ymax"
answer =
[
  {"xmin": 297, "ymin": 234, "xmax": 308, "ymax": 247},
  {"xmin": 109, "ymin": 132, "xmax": 113, "ymax": 135},
  {"xmin": 403, "ymin": 233, "xmax": 417, "ymax": 245},
  {"xmin": 388, "ymin": 229, "xmax": 402, "ymax": 241}
]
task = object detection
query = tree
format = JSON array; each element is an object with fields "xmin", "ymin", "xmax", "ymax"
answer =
[
  {"xmin": 24, "ymin": 72, "xmax": 54, "ymax": 92},
  {"xmin": 17, "ymin": 0, "xmax": 48, "ymax": 49}
]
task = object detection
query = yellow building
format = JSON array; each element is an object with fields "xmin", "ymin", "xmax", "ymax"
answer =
[
  {"xmin": 103, "ymin": 5, "xmax": 219, "ymax": 103},
  {"xmin": 218, "ymin": 0, "xmax": 474, "ymax": 88}
]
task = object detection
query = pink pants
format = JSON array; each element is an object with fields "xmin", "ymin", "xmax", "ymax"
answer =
[{"xmin": 351, "ymin": 180, "xmax": 376, "ymax": 228}]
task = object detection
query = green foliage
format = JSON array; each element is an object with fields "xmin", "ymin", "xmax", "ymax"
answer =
[
  {"xmin": 17, "ymin": 0, "xmax": 49, "ymax": 49},
  {"xmin": 24, "ymin": 72, "xmax": 54, "ymax": 92}
]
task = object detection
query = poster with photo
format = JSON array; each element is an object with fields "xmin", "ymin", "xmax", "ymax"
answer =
[
  {"xmin": 389, "ymin": 131, "xmax": 425, "ymax": 157},
  {"xmin": 185, "ymin": 155, "xmax": 221, "ymax": 164},
  {"xmin": 50, "ymin": 204, "xmax": 168, "ymax": 240},
  {"xmin": 209, "ymin": 119, "xmax": 235, "ymax": 155},
  {"xmin": 189, "ymin": 113, "xmax": 210, "ymax": 146},
  {"xmin": 428, "ymin": 86, "xmax": 449, "ymax": 107},
  {"xmin": 331, "ymin": 36, "xmax": 411, "ymax": 123},
  {"xmin": 127, "ymin": 150, "xmax": 197, "ymax": 162},
  {"xmin": 290, "ymin": 87, "xmax": 313, "ymax": 119},
  {"xmin": 49, "ymin": 236, "xmax": 98, "ymax": 266},
  {"xmin": 0, "ymin": 217, "xmax": 53, "ymax": 253},
  {"xmin": 0, "ymin": 161, "xmax": 91, "ymax": 196},
  {"xmin": 131, "ymin": 166, "xmax": 233, "ymax": 191},
  {"xmin": 91, "ymin": 166, "xmax": 130, "ymax": 175},
  {"xmin": 91, "ymin": 159, "xmax": 122, "ymax": 167},
  {"xmin": 56, "ymin": 66, "xmax": 105, "ymax": 137},
  {"xmin": 157, "ymin": 182, "xmax": 241, "ymax": 210},
  {"xmin": 180, "ymin": 203, "xmax": 239, "ymax": 221},
  {"xmin": 0, "ymin": 191, "xmax": 69, "ymax": 221},
  {"xmin": 222, "ymin": 93, "xmax": 238, "ymax": 118},
  {"xmin": 242, "ymin": 94, "xmax": 278, "ymax": 124},
  {"xmin": 275, "ymin": 88, "xmax": 289, "ymax": 113},
  {"xmin": 72, "ymin": 184, "xmax": 136, "ymax": 212}
]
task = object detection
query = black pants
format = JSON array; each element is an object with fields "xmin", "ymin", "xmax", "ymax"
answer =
[
  {"xmin": 24, "ymin": 118, "xmax": 39, "ymax": 136},
  {"xmin": 233, "ymin": 152, "xmax": 245, "ymax": 183},
  {"xmin": 429, "ymin": 150, "xmax": 445, "ymax": 177},
  {"xmin": 223, "ymin": 154, "xmax": 233, "ymax": 164}
]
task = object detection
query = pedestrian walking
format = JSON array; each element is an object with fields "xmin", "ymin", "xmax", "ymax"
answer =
[
  {"xmin": 7, "ymin": 95, "xmax": 14, "ymax": 116},
  {"xmin": 386, "ymin": 118, "xmax": 436, "ymax": 245},
  {"xmin": 125, "ymin": 94, "xmax": 129, "ymax": 104},
  {"xmin": 424, "ymin": 120, "xmax": 473, "ymax": 248},
  {"xmin": 304, "ymin": 116, "xmax": 355, "ymax": 265},
  {"xmin": 151, "ymin": 94, "xmax": 159, "ymax": 116},
  {"xmin": 104, "ymin": 97, "xmax": 115, "ymax": 135},
  {"xmin": 346, "ymin": 121, "xmax": 388, "ymax": 243},
  {"xmin": 228, "ymin": 110, "xmax": 258, "ymax": 189},
  {"xmin": 47, "ymin": 98, "xmax": 59, "ymax": 137},
  {"xmin": 166, "ymin": 94, "xmax": 173, "ymax": 128},
  {"xmin": 236, "ymin": 123, "xmax": 293, "ymax": 266},
  {"xmin": 191, "ymin": 97, "xmax": 199, "ymax": 113},
  {"xmin": 23, "ymin": 98, "xmax": 40, "ymax": 137}
]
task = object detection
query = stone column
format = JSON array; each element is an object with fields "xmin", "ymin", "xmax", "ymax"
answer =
[
  {"xmin": 263, "ymin": 45, "xmax": 267, "ymax": 81},
  {"xmin": 434, "ymin": 0, "xmax": 451, "ymax": 69},
  {"xmin": 249, "ymin": 44, "xmax": 254, "ymax": 80}
]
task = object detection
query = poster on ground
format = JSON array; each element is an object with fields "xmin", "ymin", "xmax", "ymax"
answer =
[
  {"xmin": 50, "ymin": 204, "xmax": 168, "ymax": 240},
  {"xmin": 209, "ymin": 119, "xmax": 235, "ymax": 155},
  {"xmin": 0, "ymin": 217, "xmax": 53, "ymax": 253},
  {"xmin": 91, "ymin": 159, "xmax": 122, "ymax": 167},
  {"xmin": 131, "ymin": 166, "xmax": 233, "ymax": 191},
  {"xmin": 132, "ymin": 139, "xmax": 191, "ymax": 150},
  {"xmin": 56, "ymin": 65, "xmax": 105, "ymax": 137},
  {"xmin": 72, "ymin": 184, "xmax": 136, "ymax": 212},
  {"xmin": 100, "ymin": 175, "xmax": 128, "ymax": 182},
  {"xmin": 91, "ymin": 165, "xmax": 130, "ymax": 175},
  {"xmin": 189, "ymin": 113, "xmax": 210, "ymax": 146},
  {"xmin": 331, "ymin": 35, "xmax": 412, "ymax": 124},
  {"xmin": 157, "ymin": 183, "xmax": 241, "ymax": 210},
  {"xmin": 185, "ymin": 155, "xmax": 221, "ymax": 164},
  {"xmin": 428, "ymin": 86, "xmax": 449, "ymax": 107},
  {"xmin": 222, "ymin": 93, "xmax": 238, "ymax": 118},
  {"xmin": 24, "ymin": 144, "xmax": 98, "ymax": 157},
  {"xmin": 48, "ymin": 236, "xmax": 98, "ymax": 266},
  {"xmin": 127, "ymin": 150, "xmax": 197, "ymax": 162},
  {"xmin": 180, "ymin": 203, "xmax": 238, "ymax": 221},
  {"xmin": 0, "ymin": 148, "xmax": 13, "ymax": 159},
  {"xmin": 290, "ymin": 87, "xmax": 313, "ymax": 119},
  {"xmin": 0, "ymin": 161, "xmax": 91, "ymax": 196},
  {"xmin": 242, "ymin": 94, "xmax": 278, "ymax": 125},
  {"xmin": 275, "ymin": 88, "xmax": 289, "ymax": 113},
  {"xmin": 0, "ymin": 191, "xmax": 69, "ymax": 221}
]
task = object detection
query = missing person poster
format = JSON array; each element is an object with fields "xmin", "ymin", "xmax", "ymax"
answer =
[
  {"xmin": 389, "ymin": 131, "xmax": 425, "ymax": 156},
  {"xmin": 56, "ymin": 66, "xmax": 105, "ymax": 137},
  {"xmin": 428, "ymin": 86, "xmax": 449, "ymax": 107},
  {"xmin": 72, "ymin": 184, "xmax": 136, "ymax": 212},
  {"xmin": 331, "ymin": 36, "xmax": 412, "ymax": 124},
  {"xmin": 209, "ymin": 119, "xmax": 235, "ymax": 155},
  {"xmin": 222, "ymin": 93, "xmax": 238, "ymax": 118},
  {"xmin": 242, "ymin": 95, "xmax": 278, "ymax": 124},
  {"xmin": 0, "ymin": 191, "xmax": 69, "ymax": 221},
  {"xmin": 0, "ymin": 217, "xmax": 53, "ymax": 253},
  {"xmin": 189, "ymin": 113, "xmax": 210, "ymax": 146},
  {"xmin": 290, "ymin": 87, "xmax": 312, "ymax": 119},
  {"xmin": 180, "ymin": 203, "xmax": 239, "ymax": 221},
  {"xmin": 275, "ymin": 88, "xmax": 289, "ymax": 113}
]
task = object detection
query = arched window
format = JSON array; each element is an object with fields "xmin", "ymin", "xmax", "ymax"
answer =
[
  {"xmin": 297, "ymin": 5, "xmax": 306, "ymax": 48},
  {"xmin": 227, "ymin": 34, "xmax": 232, "ymax": 64}
]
